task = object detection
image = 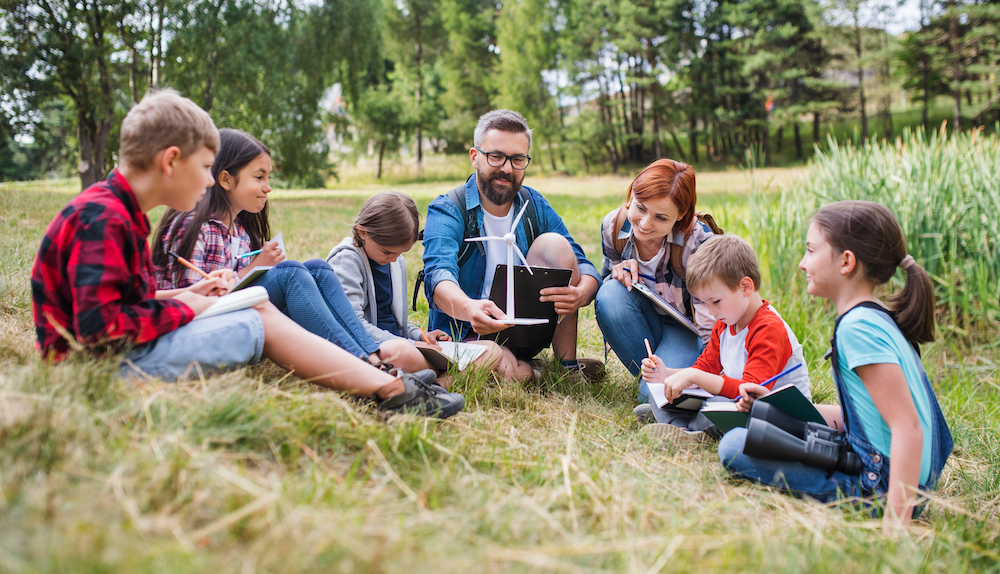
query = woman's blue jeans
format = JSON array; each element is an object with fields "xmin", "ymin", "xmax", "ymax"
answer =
[
  {"xmin": 251, "ymin": 259, "xmax": 380, "ymax": 358},
  {"xmin": 594, "ymin": 279, "xmax": 703, "ymax": 404}
]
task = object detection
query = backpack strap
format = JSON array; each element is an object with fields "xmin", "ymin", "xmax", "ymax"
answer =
[{"xmin": 411, "ymin": 184, "xmax": 538, "ymax": 311}]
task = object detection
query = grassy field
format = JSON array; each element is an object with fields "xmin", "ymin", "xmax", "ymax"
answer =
[{"xmin": 0, "ymin": 166, "xmax": 998, "ymax": 573}]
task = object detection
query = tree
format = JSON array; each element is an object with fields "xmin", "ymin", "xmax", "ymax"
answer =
[{"xmin": 2, "ymin": 0, "xmax": 134, "ymax": 189}]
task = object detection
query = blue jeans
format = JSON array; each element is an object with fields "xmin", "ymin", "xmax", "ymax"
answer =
[
  {"xmin": 252, "ymin": 260, "xmax": 380, "ymax": 358},
  {"xmin": 595, "ymin": 279, "xmax": 703, "ymax": 403},
  {"xmin": 718, "ymin": 427, "xmax": 868, "ymax": 503},
  {"xmin": 121, "ymin": 308, "xmax": 265, "ymax": 381}
]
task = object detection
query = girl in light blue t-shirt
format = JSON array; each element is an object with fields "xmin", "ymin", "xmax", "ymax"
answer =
[{"xmin": 719, "ymin": 200, "xmax": 952, "ymax": 534}]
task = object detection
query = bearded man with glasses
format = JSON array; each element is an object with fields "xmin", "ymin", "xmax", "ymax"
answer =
[{"xmin": 421, "ymin": 109, "xmax": 603, "ymax": 382}]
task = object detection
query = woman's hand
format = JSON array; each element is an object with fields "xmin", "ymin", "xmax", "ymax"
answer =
[
  {"xmin": 610, "ymin": 259, "xmax": 640, "ymax": 290},
  {"xmin": 737, "ymin": 383, "xmax": 771, "ymax": 412},
  {"xmin": 428, "ymin": 329, "xmax": 451, "ymax": 342},
  {"xmin": 251, "ymin": 240, "xmax": 285, "ymax": 267}
]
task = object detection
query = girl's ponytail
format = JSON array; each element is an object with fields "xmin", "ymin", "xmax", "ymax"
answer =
[
  {"xmin": 890, "ymin": 256, "xmax": 936, "ymax": 344},
  {"xmin": 813, "ymin": 200, "xmax": 936, "ymax": 345}
]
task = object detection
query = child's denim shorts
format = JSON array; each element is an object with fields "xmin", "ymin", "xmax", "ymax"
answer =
[{"xmin": 119, "ymin": 309, "xmax": 265, "ymax": 381}]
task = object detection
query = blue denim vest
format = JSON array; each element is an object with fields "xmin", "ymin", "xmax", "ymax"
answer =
[{"xmin": 829, "ymin": 302, "xmax": 954, "ymax": 497}]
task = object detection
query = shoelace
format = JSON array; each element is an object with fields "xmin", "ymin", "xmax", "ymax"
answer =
[{"xmin": 410, "ymin": 374, "xmax": 444, "ymax": 396}]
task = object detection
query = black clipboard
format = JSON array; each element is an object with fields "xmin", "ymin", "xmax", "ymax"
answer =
[{"xmin": 485, "ymin": 264, "xmax": 572, "ymax": 350}]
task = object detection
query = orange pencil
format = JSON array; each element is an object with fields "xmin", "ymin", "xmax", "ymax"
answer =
[
  {"xmin": 418, "ymin": 327, "xmax": 434, "ymax": 345},
  {"xmin": 169, "ymin": 250, "xmax": 212, "ymax": 280},
  {"xmin": 644, "ymin": 338, "xmax": 654, "ymax": 359}
]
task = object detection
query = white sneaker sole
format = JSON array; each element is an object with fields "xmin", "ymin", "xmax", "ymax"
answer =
[{"xmin": 641, "ymin": 423, "xmax": 714, "ymax": 445}]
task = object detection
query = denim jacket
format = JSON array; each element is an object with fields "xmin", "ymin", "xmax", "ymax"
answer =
[
  {"xmin": 422, "ymin": 174, "xmax": 600, "ymax": 340},
  {"xmin": 829, "ymin": 303, "xmax": 954, "ymax": 499}
]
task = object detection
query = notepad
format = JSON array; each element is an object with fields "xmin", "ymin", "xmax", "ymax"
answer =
[
  {"xmin": 416, "ymin": 341, "xmax": 489, "ymax": 371},
  {"xmin": 646, "ymin": 383, "xmax": 713, "ymax": 410},
  {"xmin": 699, "ymin": 385, "xmax": 826, "ymax": 433},
  {"xmin": 193, "ymin": 286, "xmax": 269, "ymax": 321},
  {"xmin": 631, "ymin": 280, "xmax": 699, "ymax": 336},
  {"xmin": 231, "ymin": 266, "xmax": 272, "ymax": 291}
]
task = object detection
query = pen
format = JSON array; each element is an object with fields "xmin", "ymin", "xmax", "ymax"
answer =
[
  {"xmin": 236, "ymin": 249, "xmax": 263, "ymax": 260},
  {"xmin": 759, "ymin": 363, "xmax": 803, "ymax": 388},
  {"xmin": 626, "ymin": 267, "xmax": 657, "ymax": 283},
  {"xmin": 169, "ymin": 250, "xmax": 212, "ymax": 280}
]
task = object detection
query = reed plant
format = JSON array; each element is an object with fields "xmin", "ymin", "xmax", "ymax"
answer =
[{"xmin": 743, "ymin": 124, "xmax": 1000, "ymax": 346}]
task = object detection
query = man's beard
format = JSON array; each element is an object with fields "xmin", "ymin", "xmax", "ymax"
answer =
[{"xmin": 476, "ymin": 166, "xmax": 521, "ymax": 207}]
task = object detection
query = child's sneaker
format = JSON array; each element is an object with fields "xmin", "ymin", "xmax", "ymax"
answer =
[
  {"xmin": 641, "ymin": 423, "xmax": 714, "ymax": 445},
  {"xmin": 377, "ymin": 369, "xmax": 465, "ymax": 419},
  {"xmin": 632, "ymin": 403, "xmax": 655, "ymax": 424}
]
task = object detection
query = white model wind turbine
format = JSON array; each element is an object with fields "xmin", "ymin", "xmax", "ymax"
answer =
[{"xmin": 465, "ymin": 200, "xmax": 548, "ymax": 325}]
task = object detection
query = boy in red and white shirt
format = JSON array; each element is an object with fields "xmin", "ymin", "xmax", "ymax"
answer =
[{"xmin": 640, "ymin": 235, "xmax": 810, "ymax": 440}]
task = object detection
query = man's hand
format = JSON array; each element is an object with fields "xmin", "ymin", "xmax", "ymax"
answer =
[
  {"xmin": 187, "ymin": 270, "xmax": 235, "ymax": 297},
  {"xmin": 610, "ymin": 259, "xmax": 640, "ymax": 290},
  {"xmin": 465, "ymin": 298, "xmax": 510, "ymax": 335},
  {"xmin": 173, "ymin": 290, "xmax": 218, "ymax": 315},
  {"xmin": 539, "ymin": 275, "xmax": 598, "ymax": 315}
]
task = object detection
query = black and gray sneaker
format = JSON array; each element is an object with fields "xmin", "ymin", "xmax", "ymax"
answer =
[{"xmin": 377, "ymin": 369, "xmax": 465, "ymax": 419}]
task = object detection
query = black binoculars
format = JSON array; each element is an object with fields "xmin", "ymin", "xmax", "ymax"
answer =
[{"xmin": 743, "ymin": 401, "xmax": 862, "ymax": 475}]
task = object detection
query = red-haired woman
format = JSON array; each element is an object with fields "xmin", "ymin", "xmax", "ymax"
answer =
[{"xmin": 595, "ymin": 159, "xmax": 717, "ymax": 428}]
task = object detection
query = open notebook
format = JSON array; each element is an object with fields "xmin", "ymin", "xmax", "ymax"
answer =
[{"xmin": 192, "ymin": 286, "xmax": 269, "ymax": 321}]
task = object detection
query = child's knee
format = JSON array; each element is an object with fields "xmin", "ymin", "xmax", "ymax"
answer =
[{"xmin": 718, "ymin": 427, "xmax": 748, "ymax": 469}]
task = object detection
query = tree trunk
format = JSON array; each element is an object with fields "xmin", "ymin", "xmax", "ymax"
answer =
[
  {"xmin": 376, "ymin": 140, "xmax": 386, "ymax": 179},
  {"xmin": 921, "ymin": 54, "xmax": 930, "ymax": 130},
  {"xmin": 853, "ymin": 12, "xmax": 868, "ymax": 144},
  {"xmin": 762, "ymin": 123, "xmax": 771, "ymax": 167},
  {"xmin": 414, "ymin": 11, "xmax": 423, "ymax": 175},
  {"xmin": 152, "ymin": 0, "xmax": 164, "ymax": 89},
  {"xmin": 776, "ymin": 126, "xmax": 783, "ymax": 153},
  {"xmin": 813, "ymin": 112, "xmax": 821, "ymax": 146},
  {"xmin": 794, "ymin": 123, "xmax": 803, "ymax": 159},
  {"xmin": 949, "ymin": 0, "xmax": 961, "ymax": 132},
  {"xmin": 688, "ymin": 114, "xmax": 698, "ymax": 163},
  {"xmin": 669, "ymin": 130, "xmax": 686, "ymax": 162}
]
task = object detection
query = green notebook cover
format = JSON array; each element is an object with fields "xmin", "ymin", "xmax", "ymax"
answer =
[{"xmin": 701, "ymin": 386, "xmax": 825, "ymax": 433}]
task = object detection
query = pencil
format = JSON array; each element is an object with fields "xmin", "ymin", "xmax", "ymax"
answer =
[
  {"xmin": 644, "ymin": 338, "xmax": 654, "ymax": 359},
  {"xmin": 418, "ymin": 327, "xmax": 434, "ymax": 345},
  {"xmin": 169, "ymin": 250, "xmax": 212, "ymax": 280}
]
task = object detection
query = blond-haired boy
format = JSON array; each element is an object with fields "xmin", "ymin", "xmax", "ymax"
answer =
[
  {"xmin": 639, "ymin": 235, "xmax": 811, "ymax": 441},
  {"xmin": 31, "ymin": 90, "xmax": 463, "ymax": 418}
]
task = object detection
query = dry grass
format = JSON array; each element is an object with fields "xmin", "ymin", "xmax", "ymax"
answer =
[{"xmin": 0, "ymin": 168, "xmax": 998, "ymax": 573}]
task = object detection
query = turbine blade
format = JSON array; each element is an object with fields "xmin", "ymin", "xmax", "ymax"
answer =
[
  {"xmin": 513, "ymin": 245, "xmax": 533, "ymax": 275},
  {"xmin": 464, "ymin": 236, "xmax": 503, "ymax": 242},
  {"xmin": 510, "ymin": 199, "xmax": 530, "ymax": 232}
]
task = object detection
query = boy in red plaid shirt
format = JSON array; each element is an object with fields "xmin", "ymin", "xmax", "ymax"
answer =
[{"xmin": 30, "ymin": 90, "xmax": 464, "ymax": 419}]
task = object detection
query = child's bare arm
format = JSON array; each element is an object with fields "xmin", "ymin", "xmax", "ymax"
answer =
[
  {"xmin": 663, "ymin": 368, "xmax": 723, "ymax": 402},
  {"xmin": 856, "ymin": 362, "xmax": 923, "ymax": 534}
]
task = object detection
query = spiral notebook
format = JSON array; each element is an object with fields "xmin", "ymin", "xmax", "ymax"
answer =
[{"xmin": 631, "ymin": 280, "xmax": 699, "ymax": 335}]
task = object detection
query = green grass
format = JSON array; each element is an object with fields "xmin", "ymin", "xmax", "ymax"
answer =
[{"xmin": 1, "ymin": 164, "xmax": 998, "ymax": 573}]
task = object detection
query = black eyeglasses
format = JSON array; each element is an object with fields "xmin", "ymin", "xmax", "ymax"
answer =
[{"xmin": 474, "ymin": 148, "xmax": 532, "ymax": 170}]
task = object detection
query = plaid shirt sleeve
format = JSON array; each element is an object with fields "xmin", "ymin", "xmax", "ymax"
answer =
[
  {"xmin": 176, "ymin": 219, "xmax": 232, "ymax": 288},
  {"xmin": 68, "ymin": 215, "xmax": 194, "ymax": 349}
]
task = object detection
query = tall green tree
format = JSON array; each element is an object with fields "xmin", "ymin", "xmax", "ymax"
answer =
[{"xmin": 2, "ymin": 0, "xmax": 135, "ymax": 188}]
